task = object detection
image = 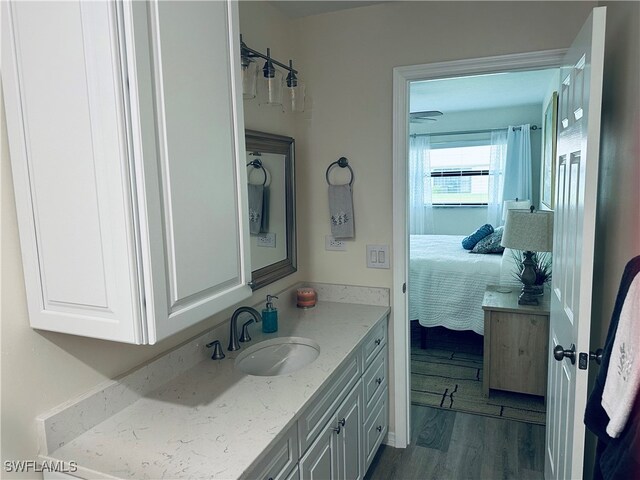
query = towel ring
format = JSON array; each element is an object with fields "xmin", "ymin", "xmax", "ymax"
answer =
[
  {"xmin": 325, "ymin": 157, "xmax": 354, "ymax": 186},
  {"xmin": 247, "ymin": 157, "xmax": 267, "ymax": 186}
]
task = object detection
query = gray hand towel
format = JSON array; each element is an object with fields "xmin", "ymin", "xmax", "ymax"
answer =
[
  {"xmin": 260, "ymin": 186, "xmax": 270, "ymax": 233},
  {"xmin": 248, "ymin": 184, "xmax": 263, "ymax": 235},
  {"xmin": 328, "ymin": 184, "xmax": 354, "ymax": 239}
]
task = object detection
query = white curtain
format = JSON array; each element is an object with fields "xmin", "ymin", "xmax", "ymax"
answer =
[
  {"xmin": 487, "ymin": 129, "xmax": 508, "ymax": 226},
  {"xmin": 409, "ymin": 135, "xmax": 434, "ymax": 234},
  {"xmin": 503, "ymin": 124, "xmax": 533, "ymax": 205}
]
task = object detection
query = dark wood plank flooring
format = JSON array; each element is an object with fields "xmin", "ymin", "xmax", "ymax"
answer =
[
  {"xmin": 367, "ymin": 322, "xmax": 545, "ymax": 480},
  {"xmin": 365, "ymin": 404, "xmax": 545, "ymax": 480}
]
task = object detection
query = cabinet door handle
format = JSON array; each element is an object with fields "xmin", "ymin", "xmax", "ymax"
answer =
[
  {"xmin": 376, "ymin": 425, "xmax": 383, "ymax": 433},
  {"xmin": 332, "ymin": 424, "xmax": 341, "ymax": 435},
  {"xmin": 375, "ymin": 338, "xmax": 381, "ymax": 346},
  {"xmin": 376, "ymin": 377, "xmax": 383, "ymax": 385},
  {"xmin": 339, "ymin": 418, "xmax": 346, "ymax": 427}
]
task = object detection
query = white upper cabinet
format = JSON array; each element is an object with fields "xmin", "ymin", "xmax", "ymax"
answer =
[{"xmin": 2, "ymin": 0, "xmax": 251, "ymax": 344}]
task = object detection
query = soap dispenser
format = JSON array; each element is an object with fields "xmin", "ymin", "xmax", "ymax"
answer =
[{"xmin": 262, "ymin": 295, "xmax": 279, "ymax": 333}]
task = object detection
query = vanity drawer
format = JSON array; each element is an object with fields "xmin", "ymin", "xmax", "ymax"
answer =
[
  {"xmin": 362, "ymin": 346, "xmax": 388, "ymax": 415},
  {"xmin": 245, "ymin": 426, "xmax": 298, "ymax": 480},
  {"xmin": 298, "ymin": 351, "xmax": 362, "ymax": 455},
  {"xmin": 364, "ymin": 387, "xmax": 388, "ymax": 470},
  {"xmin": 362, "ymin": 319, "xmax": 387, "ymax": 371}
]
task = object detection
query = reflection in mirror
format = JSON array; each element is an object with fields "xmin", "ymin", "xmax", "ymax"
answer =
[{"xmin": 246, "ymin": 130, "xmax": 296, "ymax": 290}]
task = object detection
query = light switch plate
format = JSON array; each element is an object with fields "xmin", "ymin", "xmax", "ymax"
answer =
[
  {"xmin": 256, "ymin": 232, "xmax": 276, "ymax": 248},
  {"xmin": 325, "ymin": 235, "xmax": 347, "ymax": 251},
  {"xmin": 366, "ymin": 244, "xmax": 390, "ymax": 269}
]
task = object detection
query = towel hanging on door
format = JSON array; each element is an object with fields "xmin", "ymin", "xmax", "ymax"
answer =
[
  {"xmin": 602, "ymin": 272, "xmax": 640, "ymax": 437},
  {"xmin": 584, "ymin": 255, "xmax": 640, "ymax": 480}
]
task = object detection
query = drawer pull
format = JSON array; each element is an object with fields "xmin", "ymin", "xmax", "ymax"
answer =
[
  {"xmin": 376, "ymin": 377, "xmax": 383, "ymax": 385},
  {"xmin": 376, "ymin": 425, "xmax": 383, "ymax": 433},
  {"xmin": 339, "ymin": 418, "xmax": 346, "ymax": 427},
  {"xmin": 375, "ymin": 338, "xmax": 381, "ymax": 346},
  {"xmin": 333, "ymin": 424, "xmax": 341, "ymax": 435}
]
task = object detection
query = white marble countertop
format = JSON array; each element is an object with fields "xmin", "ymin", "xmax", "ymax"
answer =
[{"xmin": 42, "ymin": 300, "xmax": 390, "ymax": 479}]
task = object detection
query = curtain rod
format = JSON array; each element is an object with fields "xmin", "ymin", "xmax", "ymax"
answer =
[{"xmin": 411, "ymin": 124, "xmax": 539, "ymax": 138}]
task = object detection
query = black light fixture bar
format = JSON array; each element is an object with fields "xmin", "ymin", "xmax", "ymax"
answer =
[{"xmin": 240, "ymin": 35, "xmax": 298, "ymax": 75}]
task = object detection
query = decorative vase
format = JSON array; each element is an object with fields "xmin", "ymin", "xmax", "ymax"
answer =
[{"xmin": 532, "ymin": 284, "xmax": 544, "ymax": 296}]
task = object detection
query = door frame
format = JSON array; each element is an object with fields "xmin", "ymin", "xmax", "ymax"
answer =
[{"xmin": 391, "ymin": 49, "xmax": 567, "ymax": 448}]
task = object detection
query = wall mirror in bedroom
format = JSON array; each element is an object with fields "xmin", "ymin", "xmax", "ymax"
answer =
[{"xmin": 245, "ymin": 130, "xmax": 297, "ymax": 290}]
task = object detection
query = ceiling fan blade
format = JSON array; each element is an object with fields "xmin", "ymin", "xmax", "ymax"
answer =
[
  {"xmin": 410, "ymin": 117, "xmax": 437, "ymax": 123},
  {"xmin": 409, "ymin": 110, "xmax": 443, "ymax": 123}
]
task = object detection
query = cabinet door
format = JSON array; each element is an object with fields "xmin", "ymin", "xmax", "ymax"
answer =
[
  {"xmin": 122, "ymin": 0, "xmax": 251, "ymax": 343},
  {"xmin": 2, "ymin": 1, "xmax": 143, "ymax": 343},
  {"xmin": 300, "ymin": 420, "xmax": 338, "ymax": 480},
  {"xmin": 336, "ymin": 382, "xmax": 364, "ymax": 480}
]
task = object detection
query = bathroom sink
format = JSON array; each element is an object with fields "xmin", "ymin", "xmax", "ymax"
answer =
[{"xmin": 235, "ymin": 337, "xmax": 320, "ymax": 376}]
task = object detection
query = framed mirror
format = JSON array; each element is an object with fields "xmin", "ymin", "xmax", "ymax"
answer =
[{"xmin": 245, "ymin": 130, "xmax": 296, "ymax": 290}]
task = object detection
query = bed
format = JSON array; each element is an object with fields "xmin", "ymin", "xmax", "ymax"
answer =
[{"xmin": 409, "ymin": 234, "xmax": 509, "ymax": 335}]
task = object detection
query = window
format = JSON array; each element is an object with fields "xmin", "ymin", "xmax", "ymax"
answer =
[{"xmin": 426, "ymin": 143, "xmax": 492, "ymax": 205}]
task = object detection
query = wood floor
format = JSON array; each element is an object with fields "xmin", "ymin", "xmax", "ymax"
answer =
[
  {"xmin": 365, "ymin": 404, "xmax": 545, "ymax": 480},
  {"xmin": 365, "ymin": 325, "xmax": 546, "ymax": 480}
]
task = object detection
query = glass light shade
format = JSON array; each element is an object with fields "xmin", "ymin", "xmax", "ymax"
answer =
[
  {"xmin": 258, "ymin": 69, "xmax": 283, "ymax": 106},
  {"xmin": 242, "ymin": 59, "xmax": 258, "ymax": 99},
  {"xmin": 285, "ymin": 82, "xmax": 305, "ymax": 113}
]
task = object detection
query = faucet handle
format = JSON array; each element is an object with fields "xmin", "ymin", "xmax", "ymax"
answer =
[
  {"xmin": 239, "ymin": 319, "xmax": 255, "ymax": 343},
  {"xmin": 205, "ymin": 340, "xmax": 225, "ymax": 360}
]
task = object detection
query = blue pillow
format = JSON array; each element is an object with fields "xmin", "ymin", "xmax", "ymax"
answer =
[
  {"xmin": 462, "ymin": 224, "xmax": 494, "ymax": 250},
  {"xmin": 470, "ymin": 226, "xmax": 505, "ymax": 254}
]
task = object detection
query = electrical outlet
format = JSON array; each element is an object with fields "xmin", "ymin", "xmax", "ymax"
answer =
[
  {"xmin": 325, "ymin": 235, "xmax": 347, "ymax": 251},
  {"xmin": 256, "ymin": 232, "xmax": 276, "ymax": 248},
  {"xmin": 366, "ymin": 244, "xmax": 390, "ymax": 269}
]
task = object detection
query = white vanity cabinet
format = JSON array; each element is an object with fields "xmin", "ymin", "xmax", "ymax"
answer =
[
  {"xmin": 297, "ymin": 317, "xmax": 388, "ymax": 480},
  {"xmin": 2, "ymin": 0, "xmax": 251, "ymax": 344},
  {"xmin": 245, "ymin": 426, "xmax": 299, "ymax": 480},
  {"xmin": 299, "ymin": 379, "xmax": 363, "ymax": 480}
]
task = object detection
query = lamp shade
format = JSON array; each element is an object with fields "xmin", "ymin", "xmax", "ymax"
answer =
[
  {"xmin": 502, "ymin": 199, "xmax": 531, "ymax": 221},
  {"xmin": 501, "ymin": 209, "xmax": 554, "ymax": 252}
]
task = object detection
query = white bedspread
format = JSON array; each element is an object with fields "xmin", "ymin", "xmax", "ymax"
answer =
[{"xmin": 409, "ymin": 235, "xmax": 503, "ymax": 335}]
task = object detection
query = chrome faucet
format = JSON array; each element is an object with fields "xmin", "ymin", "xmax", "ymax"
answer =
[{"xmin": 228, "ymin": 307, "xmax": 262, "ymax": 351}]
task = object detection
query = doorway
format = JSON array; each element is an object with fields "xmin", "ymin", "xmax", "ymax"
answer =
[{"xmin": 391, "ymin": 49, "xmax": 566, "ymax": 448}]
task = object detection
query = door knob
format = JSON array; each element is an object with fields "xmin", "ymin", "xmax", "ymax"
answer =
[
  {"xmin": 590, "ymin": 348, "xmax": 604, "ymax": 365},
  {"xmin": 553, "ymin": 344, "xmax": 576, "ymax": 364}
]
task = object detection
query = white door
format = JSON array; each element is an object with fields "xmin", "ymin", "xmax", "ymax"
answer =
[
  {"xmin": 122, "ymin": 0, "xmax": 252, "ymax": 344},
  {"xmin": 336, "ymin": 384, "xmax": 363, "ymax": 480},
  {"xmin": 2, "ymin": 1, "xmax": 143, "ymax": 343},
  {"xmin": 545, "ymin": 7, "xmax": 606, "ymax": 480},
  {"xmin": 300, "ymin": 420, "xmax": 339, "ymax": 480}
]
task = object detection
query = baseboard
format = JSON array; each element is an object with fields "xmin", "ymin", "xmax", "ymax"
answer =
[{"xmin": 383, "ymin": 431, "xmax": 396, "ymax": 447}]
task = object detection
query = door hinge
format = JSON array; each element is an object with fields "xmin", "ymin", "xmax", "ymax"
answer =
[{"xmin": 402, "ymin": 283, "xmax": 406, "ymax": 293}]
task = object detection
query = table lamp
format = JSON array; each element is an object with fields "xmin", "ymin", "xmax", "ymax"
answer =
[
  {"xmin": 501, "ymin": 207, "xmax": 554, "ymax": 305},
  {"xmin": 502, "ymin": 198, "xmax": 531, "ymax": 222}
]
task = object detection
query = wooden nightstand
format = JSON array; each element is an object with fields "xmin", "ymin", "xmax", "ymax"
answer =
[{"xmin": 482, "ymin": 285, "xmax": 550, "ymax": 399}]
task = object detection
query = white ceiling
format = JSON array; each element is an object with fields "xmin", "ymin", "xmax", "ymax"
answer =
[
  {"xmin": 410, "ymin": 69, "xmax": 558, "ymax": 115},
  {"xmin": 269, "ymin": 1, "xmax": 387, "ymax": 18}
]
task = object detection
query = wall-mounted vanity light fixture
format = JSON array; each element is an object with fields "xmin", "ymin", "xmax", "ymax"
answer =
[{"xmin": 240, "ymin": 35, "xmax": 305, "ymax": 112}]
